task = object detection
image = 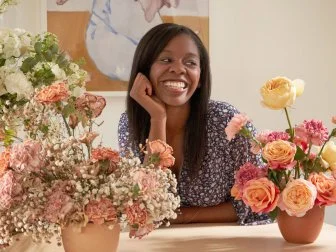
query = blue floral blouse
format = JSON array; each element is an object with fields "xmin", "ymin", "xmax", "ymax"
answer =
[{"xmin": 118, "ymin": 100, "xmax": 271, "ymax": 225}]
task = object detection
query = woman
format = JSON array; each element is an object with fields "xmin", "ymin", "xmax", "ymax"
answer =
[{"xmin": 118, "ymin": 23, "xmax": 270, "ymax": 225}]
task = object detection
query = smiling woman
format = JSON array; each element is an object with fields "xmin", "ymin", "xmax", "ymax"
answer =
[{"xmin": 118, "ymin": 23, "xmax": 271, "ymax": 225}]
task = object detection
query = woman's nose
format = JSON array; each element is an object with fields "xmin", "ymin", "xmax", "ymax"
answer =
[{"xmin": 169, "ymin": 61, "xmax": 186, "ymax": 74}]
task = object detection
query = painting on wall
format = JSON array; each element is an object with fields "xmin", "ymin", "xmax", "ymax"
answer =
[{"xmin": 47, "ymin": 0, "xmax": 209, "ymax": 93}]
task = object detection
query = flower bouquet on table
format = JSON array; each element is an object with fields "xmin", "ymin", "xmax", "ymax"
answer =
[
  {"xmin": 0, "ymin": 28, "xmax": 180, "ymax": 250},
  {"xmin": 226, "ymin": 77, "xmax": 336, "ymax": 243}
]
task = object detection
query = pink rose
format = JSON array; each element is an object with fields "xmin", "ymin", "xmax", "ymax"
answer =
[
  {"xmin": 0, "ymin": 171, "xmax": 22, "ymax": 210},
  {"xmin": 129, "ymin": 224, "xmax": 154, "ymax": 239},
  {"xmin": 262, "ymin": 140, "xmax": 296, "ymax": 170},
  {"xmin": 75, "ymin": 93, "xmax": 106, "ymax": 118},
  {"xmin": 85, "ymin": 198, "xmax": 117, "ymax": 225},
  {"xmin": 35, "ymin": 81, "xmax": 69, "ymax": 104},
  {"xmin": 9, "ymin": 140, "xmax": 45, "ymax": 173},
  {"xmin": 225, "ymin": 113, "xmax": 249, "ymax": 141},
  {"xmin": 126, "ymin": 203, "xmax": 148, "ymax": 227},
  {"xmin": 148, "ymin": 140, "xmax": 175, "ymax": 169},
  {"xmin": 278, "ymin": 179, "xmax": 317, "ymax": 217},
  {"xmin": 309, "ymin": 173, "xmax": 336, "ymax": 206},
  {"xmin": 133, "ymin": 170, "xmax": 159, "ymax": 195},
  {"xmin": 0, "ymin": 149, "xmax": 10, "ymax": 178},
  {"xmin": 295, "ymin": 119, "xmax": 329, "ymax": 146},
  {"xmin": 242, "ymin": 178, "xmax": 280, "ymax": 213}
]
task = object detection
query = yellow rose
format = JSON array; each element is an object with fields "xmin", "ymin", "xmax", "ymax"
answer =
[
  {"xmin": 260, "ymin": 77, "xmax": 296, "ymax": 110},
  {"xmin": 278, "ymin": 179, "xmax": 317, "ymax": 217},
  {"xmin": 321, "ymin": 141, "xmax": 336, "ymax": 170},
  {"xmin": 262, "ymin": 140, "xmax": 296, "ymax": 170},
  {"xmin": 292, "ymin": 79, "xmax": 305, "ymax": 97}
]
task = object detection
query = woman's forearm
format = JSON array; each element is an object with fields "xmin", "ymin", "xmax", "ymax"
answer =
[
  {"xmin": 148, "ymin": 118, "xmax": 166, "ymax": 142},
  {"xmin": 171, "ymin": 202, "xmax": 238, "ymax": 224}
]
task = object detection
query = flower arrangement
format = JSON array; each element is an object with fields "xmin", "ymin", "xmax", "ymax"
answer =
[
  {"xmin": 0, "ymin": 0, "xmax": 19, "ymax": 14},
  {"xmin": 227, "ymin": 76, "xmax": 336, "ymax": 219},
  {"xmin": 0, "ymin": 28, "xmax": 180, "ymax": 249}
]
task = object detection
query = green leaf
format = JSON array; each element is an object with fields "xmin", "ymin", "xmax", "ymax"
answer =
[
  {"xmin": 34, "ymin": 42, "xmax": 42, "ymax": 54},
  {"xmin": 294, "ymin": 146, "xmax": 306, "ymax": 161},
  {"xmin": 63, "ymin": 103, "xmax": 76, "ymax": 118},
  {"xmin": 39, "ymin": 124, "xmax": 49, "ymax": 134},
  {"xmin": 0, "ymin": 58, "xmax": 5, "ymax": 67},
  {"xmin": 20, "ymin": 57, "xmax": 37, "ymax": 73},
  {"xmin": 133, "ymin": 184, "xmax": 140, "ymax": 197},
  {"xmin": 43, "ymin": 50, "xmax": 53, "ymax": 61},
  {"xmin": 50, "ymin": 44, "xmax": 59, "ymax": 54},
  {"xmin": 268, "ymin": 207, "xmax": 279, "ymax": 221}
]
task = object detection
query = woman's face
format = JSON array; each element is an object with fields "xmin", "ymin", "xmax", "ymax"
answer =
[{"xmin": 149, "ymin": 34, "xmax": 201, "ymax": 107}]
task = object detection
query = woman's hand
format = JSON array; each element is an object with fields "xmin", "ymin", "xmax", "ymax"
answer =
[{"xmin": 130, "ymin": 73, "xmax": 166, "ymax": 121}]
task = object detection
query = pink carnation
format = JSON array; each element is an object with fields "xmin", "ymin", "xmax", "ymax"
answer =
[
  {"xmin": 0, "ymin": 171, "xmax": 22, "ymax": 210},
  {"xmin": 9, "ymin": 140, "xmax": 45, "ymax": 173},
  {"xmin": 133, "ymin": 170, "xmax": 159, "ymax": 195},
  {"xmin": 91, "ymin": 147, "xmax": 120, "ymax": 171},
  {"xmin": 75, "ymin": 93, "xmax": 106, "ymax": 118},
  {"xmin": 44, "ymin": 182, "xmax": 74, "ymax": 223},
  {"xmin": 295, "ymin": 119, "xmax": 329, "ymax": 146},
  {"xmin": 225, "ymin": 113, "xmax": 249, "ymax": 141},
  {"xmin": 0, "ymin": 149, "xmax": 10, "ymax": 178},
  {"xmin": 129, "ymin": 224, "xmax": 154, "ymax": 239},
  {"xmin": 126, "ymin": 203, "xmax": 148, "ymax": 227},
  {"xmin": 148, "ymin": 140, "xmax": 175, "ymax": 169},
  {"xmin": 35, "ymin": 81, "xmax": 69, "ymax": 104},
  {"xmin": 234, "ymin": 162, "xmax": 266, "ymax": 188},
  {"xmin": 85, "ymin": 198, "xmax": 117, "ymax": 225}
]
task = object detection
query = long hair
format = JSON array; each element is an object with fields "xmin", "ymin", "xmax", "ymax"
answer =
[{"xmin": 126, "ymin": 23, "xmax": 211, "ymax": 177}]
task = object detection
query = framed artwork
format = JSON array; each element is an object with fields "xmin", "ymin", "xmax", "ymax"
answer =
[{"xmin": 47, "ymin": 0, "xmax": 209, "ymax": 95}]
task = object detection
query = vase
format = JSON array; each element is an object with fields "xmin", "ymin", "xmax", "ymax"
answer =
[
  {"xmin": 62, "ymin": 223, "xmax": 120, "ymax": 252},
  {"xmin": 277, "ymin": 205, "xmax": 325, "ymax": 244}
]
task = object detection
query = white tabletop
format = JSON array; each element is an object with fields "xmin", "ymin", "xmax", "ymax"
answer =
[{"xmin": 4, "ymin": 223, "xmax": 336, "ymax": 252}]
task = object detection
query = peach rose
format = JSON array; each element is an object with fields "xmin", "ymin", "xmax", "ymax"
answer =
[
  {"xmin": 148, "ymin": 140, "xmax": 175, "ymax": 169},
  {"xmin": 231, "ymin": 184, "xmax": 242, "ymax": 200},
  {"xmin": 262, "ymin": 140, "xmax": 296, "ymax": 170},
  {"xmin": 242, "ymin": 178, "xmax": 280, "ymax": 213},
  {"xmin": 0, "ymin": 149, "xmax": 10, "ymax": 178},
  {"xmin": 260, "ymin": 77, "xmax": 296, "ymax": 110},
  {"xmin": 35, "ymin": 81, "xmax": 69, "ymax": 104},
  {"xmin": 309, "ymin": 173, "xmax": 336, "ymax": 206},
  {"xmin": 278, "ymin": 179, "xmax": 317, "ymax": 217}
]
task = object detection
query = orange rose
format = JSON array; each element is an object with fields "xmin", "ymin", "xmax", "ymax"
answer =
[
  {"xmin": 262, "ymin": 140, "xmax": 296, "ymax": 170},
  {"xmin": 35, "ymin": 81, "xmax": 69, "ymax": 104},
  {"xmin": 309, "ymin": 173, "xmax": 336, "ymax": 206},
  {"xmin": 0, "ymin": 149, "xmax": 10, "ymax": 178},
  {"xmin": 148, "ymin": 140, "xmax": 175, "ymax": 169},
  {"xmin": 278, "ymin": 179, "xmax": 317, "ymax": 217},
  {"xmin": 230, "ymin": 184, "xmax": 242, "ymax": 200},
  {"xmin": 242, "ymin": 178, "xmax": 280, "ymax": 213}
]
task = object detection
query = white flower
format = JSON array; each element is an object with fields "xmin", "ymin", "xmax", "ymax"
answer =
[
  {"xmin": 51, "ymin": 64, "xmax": 66, "ymax": 80},
  {"xmin": 4, "ymin": 71, "xmax": 33, "ymax": 99},
  {"xmin": 2, "ymin": 33, "xmax": 21, "ymax": 59},
  {"xmin": 71, "ymin": 86, "xmax": 85, "ymax": 97}
]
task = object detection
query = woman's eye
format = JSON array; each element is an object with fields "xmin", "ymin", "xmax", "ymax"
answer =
[
  {"xmin": 160, "ymin": 58, "xmax": 171, "ymax": 63},
  {"xmin": 185, "ymin": 60, "xmax": 198, "ymax": 66}
]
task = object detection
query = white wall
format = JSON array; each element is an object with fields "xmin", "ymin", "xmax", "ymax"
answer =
[{"xmin": 1, "ymin": 0, "xmax": 335, "ymax": 225}]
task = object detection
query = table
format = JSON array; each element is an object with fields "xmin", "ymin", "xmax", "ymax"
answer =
[{"xmin": 4, "ymin": 223, "xmax": 336, "ymax": 252}]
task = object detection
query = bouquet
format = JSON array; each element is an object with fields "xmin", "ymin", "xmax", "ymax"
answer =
[
  {"xmin": 0, "ymin": 28, "xmax": 180, "ymax": 248},
  {"xmin": 226, "ymin": 76, "xmax": 336, "ymax": 219},
  {"xmin": 0, "ymin": 0, "xmax": 19, "ymax": 14}
]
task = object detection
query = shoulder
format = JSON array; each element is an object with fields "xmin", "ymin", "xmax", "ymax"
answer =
[{"xmin": 207, "ymin": 100, "xmax": 240, "ymax": 127}]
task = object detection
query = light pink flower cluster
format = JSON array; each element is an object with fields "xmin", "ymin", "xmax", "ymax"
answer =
[
  {"xmin": 35, "ymin": 81, "xmax": 69, "ymax": 104},
  {"xmin": 44, "ymin": 182, "xmax": 74, "ymax": 223},
  {"xmin": 148, "ymin": 139, "xmax": 175, "ymax": 169},
  {"xmin": 0, "ymin": 171, "xmax": 22, "ymax": 210},
  {"xmin": 75, "ymin": 93, "xmax": 106, "ymax": 118},
  {"xmin": 133, "ymin": 170, "xmax": 159, "ymax": 195},
  {"xmin": 84, "ymin": 198, "xmax": 117, "ymax": 225},
  {"xmin": 9, "ymin": 140, "xmax": 45, "ymax": 173},
  {"xmin": 225, "ymin": 113, "xmax": 249, "ymax": 141},
  {"xmin": 295, "ymin": 119, "xmax": 329, "ymax": 146},
  {"xmin": 251, "ymin": 130, "xmax": 291, "ymax": 154}
]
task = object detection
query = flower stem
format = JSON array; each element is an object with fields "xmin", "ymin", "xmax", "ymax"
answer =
[{"xmin": 284, "ymin": 108, "xmax": 294, "ymax": 141}]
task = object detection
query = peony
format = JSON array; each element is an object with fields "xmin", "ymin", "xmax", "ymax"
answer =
[
  {"xmin": 262, "ymin": 140, "xmax": 296, "ymax": 170},
  {"xmin": 35, "ymin": 81, "xmax": 70, "ymax": 104},
  {"xmin": 9, "ymin": 140, "xmax": 45, "ymax": 173},
  {"xmin": 260, "ymin": 76, "xmax": 296, "ymax": 110},
  {"xmin": 84, "ymin": 198, "xmax": 117, "ymax": 225},
  {"xmin": 242, "ymin": 178, "xmax": 280, "ymax": 213},
  {"xmin": 278, "ymin": 179, "xmax": 317, "ymax": 217},
  {"xmin": 225, "ymin": 113, "xmax": 249, "ymax": 141},
  {"xmin": 4, "ymin": 71, "xmax": 34, "ymax": 99},
  {"xmin": 295, "ymin": 119, "xmax": 329, "ymax": 146},
  {"xmin": 75, "ymin": 93, "xmax": 106, "ymax": 118},
  {"xmin": 148, "ymin": 140, "xmax": 175, "ymax": 169},
  {"xmin": 309, "ymin": 173, "xmax": 336, "ymax": 206},
  {"xmin": 0, "ymin": 149, "xmax": 10, "ymax": 178},
  {"xmin": 321, "ymin": 141, "xmax": 336, "ymax": 170},
  {"xmin": 125, "ymin": 202, "xmax": 148, "ymax": 227}
]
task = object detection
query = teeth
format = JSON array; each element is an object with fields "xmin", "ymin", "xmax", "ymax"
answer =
[{"xmin": 163, "ymin": 81, "xmax": 186, "ymax": 89}]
